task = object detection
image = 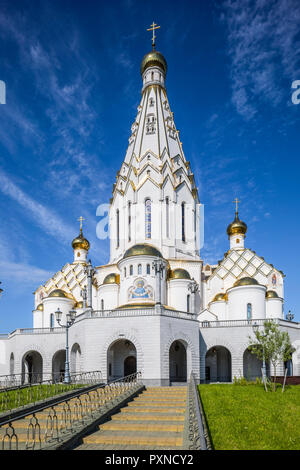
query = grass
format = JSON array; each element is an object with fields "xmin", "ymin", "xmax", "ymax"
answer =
[
  {"xmin": 198, "ymin": 383, "xmax": 300, "ymax": 450},
  {"xmin": 0, "ymin": 383, "xmax": 84, "ymax": 413}
]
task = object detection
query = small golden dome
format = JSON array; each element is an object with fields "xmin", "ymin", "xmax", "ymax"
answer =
[
  {"xmin": 36, "ymin": 303, "xmax": 44, "ymax": 311},
  {"xmin": 212, "ymin": 293, "xmax": 226, "ymax": 302},
  {"xmin": 234, "ymin": 277, "xmax": 259, "ymax": 287},
  {"xmin": 123, "ymin": 244, "xmax": 162, "ymax": 259},
  {"xmin": 169, "ymin": 268, "xmax": 191, "ymax": 280},
  {"xmin": 140, "ymin": 50, "xmax": 167, "ymax": 76},
  {"xmin": 227, "ymin": 212, "xmax": 247, "ymax": 237},
  {"xmin": 103, "ymin": 273, "xmax": 120, "ymax": 285},
  {"xmin": 48, "ymin": 289, "xmax": 74, "ymax": 300},
  {"xmin": 266, "ymin": 290, "xmax": 279, "ymax": 299},
  {"xmin": 72, "ymin": 229, "xmax": 90, "ymax": 251}
]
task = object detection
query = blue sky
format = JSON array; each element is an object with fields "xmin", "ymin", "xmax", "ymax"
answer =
[{"xmin": 0, "ymin": 0, "xmax": 299, "ymax": 332}]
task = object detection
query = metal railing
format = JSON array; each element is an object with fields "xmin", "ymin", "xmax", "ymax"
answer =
[
  {"xmin": 183, "ymin": 372, "xmax": 210, "ymax": 450},
  {"xmin": 0, "ymin": 372, "xmax": 142, "ymax": 450},
  {"xmin": 83, "ymin": 307, "xmax": 198, "ymax": 321},
  {"xmin": 0, "ymin": 371, "xmax": 103, "ymax": 413},
  {"xmin": 200, "ymin": 318, "xmax": 300, "ymax": 329}
]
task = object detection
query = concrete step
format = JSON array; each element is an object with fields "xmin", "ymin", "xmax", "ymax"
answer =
[
  {"xmin": 111, "ymin": 412, "xmax": 185, "ymax": 422},
  {"xmin": 121, "ymin": 406, "xmax": 185, "ymax": 414},
  {"xmin": 83, "ymin": 430, "xmax": 183, "ymax": 447},
  {"xmin": 100, "ymin": 421, "xmax": 184, "ymax": 432}
]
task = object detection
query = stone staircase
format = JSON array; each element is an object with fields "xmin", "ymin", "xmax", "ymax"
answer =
[{"xmin": 76, "ymin": 386, "xmax": 187, "ymax": 450}]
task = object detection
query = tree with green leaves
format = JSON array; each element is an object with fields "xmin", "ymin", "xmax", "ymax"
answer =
[{"xmin": 248, "ymin": 320, "xmax": 296, "ymax": 391}]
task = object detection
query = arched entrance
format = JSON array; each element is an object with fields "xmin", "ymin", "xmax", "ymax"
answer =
[
  {"xmin": 205, "ymin": 346, "xmax": 231, "ymax": 382},
  {"xmin": 22, "ymin": 351, "xmax": 43, "ymax": 384},
  {"xmin": 169, "ymin": 340, "xmax": 187, "ymax": 383},
  {"xmin": 107, "ymin": 339, "xmax": 137, "ymax": 381},
  {"xmin": 243, "ymin": 346, "xmax": 270, "ymax": 380},
  {"xmin": 52, "ymin": 350, "xmax": 66, "ymax": 382}
]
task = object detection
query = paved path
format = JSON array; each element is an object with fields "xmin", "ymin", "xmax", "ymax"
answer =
[{"xmin": 75, "ymin": 386, "xmax": 187, "ymax": 450}]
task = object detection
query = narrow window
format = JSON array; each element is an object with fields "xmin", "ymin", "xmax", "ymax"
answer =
[
  {"xmin": 101, "ymin": 299, "xmax": 104, "ymax": 311},
  {"xmin": 187, "ymin": 294, "xmax": 190, "ymax": 313},
  {"xmin": 166, "ymin": 197, "xmax": 170, "ymax": 238},
  {"xmin": 124, "ymin": 267, "xmax": 126, "ymax": 278},
  {"xmin": 146, "ymin": 264, "xmax": 150, "ymax": 275},
  {"xmin": 130, "ymin": 265, "xmax": 133, "ymax": 276},
  {"xmin": 116, "ymin": 209, "xmax": 120, "ymax": 248},
  {"xmin": 145, "ymin": 199, "xmax": 151, "ymax": 239},
  {"xmin": 138, "ymin": 264, "xmax": 142, "ymax": 275},
  {"xmin": 50, "ymin": 313, "xmax": 54, "ymax": 329},
  {"xmin": 128, "ymin": 202, "xmax": 131, "ymax": 242},
  {"xmin": 247, "ymin": 303, "xmax": 252, "ymax": 321},
  {"xmin": 182, "ymin": 202, "xmax": 186, "ymax": 242}
]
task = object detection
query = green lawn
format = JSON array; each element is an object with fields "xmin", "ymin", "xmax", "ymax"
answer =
[{"xmin": 198, "ymin": 384, "xmax": 300, "ymax": 450}]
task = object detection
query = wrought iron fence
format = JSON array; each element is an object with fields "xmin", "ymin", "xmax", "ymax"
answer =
[
  {"xmin": 183, "ymin": 372, "xmax": 211, "ymax": 450},
  {"xmin": 0, "ymin": 371, "xmax": 103, "ymax": 413},
  {"xmin": 0, "ymin": 372, "xmax": 142, "ymax": 450}
]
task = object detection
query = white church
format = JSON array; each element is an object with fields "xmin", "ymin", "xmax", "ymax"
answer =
[{"xmin": 0, "ymin": 36, "xmax": 299, "ymax": 386}]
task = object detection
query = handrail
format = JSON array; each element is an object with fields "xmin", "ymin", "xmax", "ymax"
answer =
[
  {"xmin": 0, "ymin": 372, "xmax": 143, "ymax": 450},
  {"xmin": 183, "ymin": 372, "xmax": 210, "ymax": 450}
]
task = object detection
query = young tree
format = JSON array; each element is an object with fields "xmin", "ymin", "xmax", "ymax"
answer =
[{"xmin": 248, "ymin": 320, "xmax": 295, "ymax": 391}]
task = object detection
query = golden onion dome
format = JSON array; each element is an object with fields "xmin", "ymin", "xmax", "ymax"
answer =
[
  {"xmin": 233, "ymin": 277, "xmax": 259, "ymax": 287},
  {"xmin": 36, "ymin": 303, "xmax": 44, "ymax": 311},
  {"xmin": 227, "ymin": 212, "xmax": 247, "ymax": 237},
  {"xmin": 103, "ymin": 273, "xmax": 120, "ymax": 285},
  {"xmin": 140, "ymin": 50, "xmax": 167, "ymax": 76},
  {"xmin": 71, "ymin": 229, "xmax": 90, "ymax": 251},
  {"xmin": 266, "ymin": 290, "xmax": 279, "ymax": 299},
  {"xmin": 169, "ymin": 268, "xmax": 191, "ymax": 280},
  {"xmin": 48, "ymin": 289, "xmax": 74, "ymax": 300},
  {"xmin": 123, "ymin": 244, "xmax": 162, "ymax": 259},
  {"xmin": 212, "ymin": 293, "xmax": 226, "ymax": 302}
]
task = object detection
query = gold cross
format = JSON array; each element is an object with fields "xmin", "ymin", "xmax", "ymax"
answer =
[
  {"xmin": 147, "ymin": 22, "xmax": 160, "ymax": 49},
  {"xmin": 78, "ymin": 216, "xmax": 85, "ymax": 231},
  {"xmin": 233, "ymin": 198, "xmax": 240, "ymax": 213}
]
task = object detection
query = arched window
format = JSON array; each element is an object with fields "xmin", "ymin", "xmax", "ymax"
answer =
[
  {"xmin": 151, "ymin": 71, "xmax": 154, "ymax": 81},
  {"xmin": 116, "ymin": 209, "xmax": 120, "ymax": 248},
  {"xmin": 247, "ymin": 303, "xmax": 252, "ymax": 321},
  {"xmin": 181, "ymin": 202, "xmax": 186, "ymax": 242},
  {"xmin": 124, "ymin": 267, "xmax": 126, "ymax": 278},
  {"xmin": 166, "ymin": 197, "xmax": 170, "ymax": 238},
  {"xmin": 128, "ymin": 202, "xmax": 131, "ymax": 242},
  {"xmin": 101, "ymin": 299, "xmax": 104, "ymax": 311},
  {"xmin": 130, "ymin": 265, "xmax": 133, "ymax": 276},
  {"xmin": 50, "ymin": 313, "xmax": 54, "ymax": 329},
  {"xmin": 138, "ymin": 264, "xmax": 142, "ymax": 275},
  {"xmin": 146, "ymin": 264, "xmax": 150, "ymax": 275},
  {"xmin": 145, "ymin": 199, "xmax": 151, "ymax": 239},
  {"xmin": 187, "ymin": 294, "xmax": 190, "ymax": 313}
]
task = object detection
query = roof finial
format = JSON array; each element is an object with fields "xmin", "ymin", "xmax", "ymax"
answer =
[
  {"xmin": 233, "ymin": 198, "xmax": 240, "ymax": 215},
  {"xmin": 147, "ymin": 22, "xmax": 160, "ymax": 50},
  {"xmin": 78, "ymin": 216, "xmax": 85, "ymax": 234}
]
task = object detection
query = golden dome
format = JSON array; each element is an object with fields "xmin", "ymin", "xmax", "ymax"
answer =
[
  {"xmin": 266, "ymin": 290, "xmax": 279, "ymax": 299},
  {"xmin": 140, "ymin": 50, "xmax": 167, "ymax": 76},
  {"xmin": 233, "ymin": 277, "xmax": 259, "ymax": 287},
  {"xmin": 48, "ymin": 289, "xmax": 74, "ymax": 300},
  {"xmin": 103, "ymin": 273, "xmax": 120, "ymax": 285},
  {"xmin": 123, "ymin": 244, "xmax": 162, "ymax": 259},
  {"xmin": 169, "ymin": 268, "xmax": 191, "ymax": 280},
  {"xmin": 36, "ymin": 303, "xmax": 44, "ymax": 311},
  {"xmin": 72, "ymin": 229, "xmax": 90, "ymax": 251},
  {"xmin": 212, "ymin": 293, "xmax": 226, "ymax": 302},
  {"xmin": 227, "ymin": 212, "xmax": 247, "ymax": 237}
]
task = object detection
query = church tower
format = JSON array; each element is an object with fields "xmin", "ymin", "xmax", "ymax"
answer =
[{"xmin": 108, "ymin": 26, "xmax": 201, "ymax": 265}]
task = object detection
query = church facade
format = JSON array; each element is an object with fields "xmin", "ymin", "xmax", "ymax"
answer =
[{"xmin": 0, "ymin": 43, "xmax": 299, "ymax": 386}]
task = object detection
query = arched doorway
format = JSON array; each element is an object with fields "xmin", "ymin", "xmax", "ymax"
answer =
[
  {"xmin": 124, "ymin": 356, "xmax": 137, "ymax": 376},
  {"xmin": 107, "ymin": 339, "xmax": 137, "ymax": 381},
  {"xmin": 22, "ymin": 351, "xmax": 43, "ymax": 384},
  {"xmin": 169, "ymin": 340, "xmax": 187, "ymax": 383},
  {"xmin": 71, "ymin": 343, "xmax": 82, "ymax": 375},
  {"xmin": 243, "ymin": 346, "xmax": 270, "ymax": 380},
  {"xmin": 52, "ymin": 350, "xmax": 66, "ymax": 382},
  {"xmin": 205, "ymin": 346, "xmax": 231, "ymax": 382}
]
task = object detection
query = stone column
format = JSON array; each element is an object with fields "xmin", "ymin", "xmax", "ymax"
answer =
[
  {"xmin": 84, "ymin": 260, "xmax": 96, "ymax": 308},
  {"xmin": 152, "ymin": 258, "xmax": 165, "ymax": 306},
  {"xmin": 188, "ymin": 279, "xmax": 199, "ymax": 313}
]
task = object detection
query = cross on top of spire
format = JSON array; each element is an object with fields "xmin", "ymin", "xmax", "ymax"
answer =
[
  {"xmin": 78, "ymin": 216, "xmax": 85, "ymax": 233},
  {"xmin": 233, "ymin": 198, "xmax": 241, "ymax": 214},
  {"xmin": 147, "ymin": 22, "xmax": 160, "ymax": 50}
]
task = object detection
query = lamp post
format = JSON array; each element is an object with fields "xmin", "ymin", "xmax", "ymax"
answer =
[
  {"xmin": 55, "ymin": 308, "xmax": 76, "ymax": 384},
  {"xmin": 253, "ymin": 322, "xmax": 267, "ymax": 379}
]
